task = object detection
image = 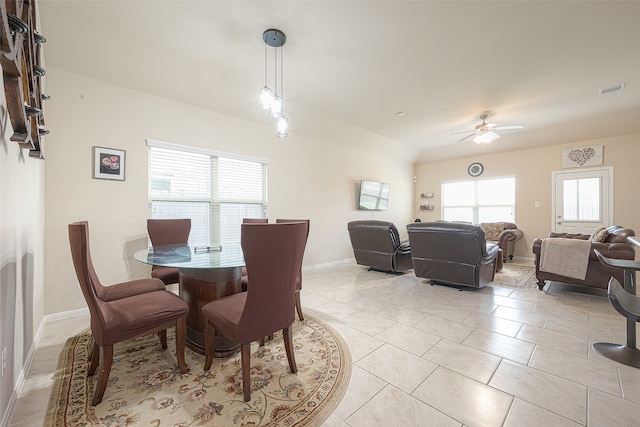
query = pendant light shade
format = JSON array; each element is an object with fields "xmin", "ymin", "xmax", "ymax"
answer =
[{"xmin": 260, "ymin": 28, "xmax": 288, "ymax": 137}]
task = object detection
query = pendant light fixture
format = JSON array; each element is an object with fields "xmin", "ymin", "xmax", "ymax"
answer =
[{"xmin": 260, "ymin": 28, "xmax": 288, "ymax": 137}]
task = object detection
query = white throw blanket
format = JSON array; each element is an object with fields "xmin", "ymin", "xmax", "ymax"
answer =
[{"xmin": 539, "ymin": 238, "xmax": 591, "ymax": 280}]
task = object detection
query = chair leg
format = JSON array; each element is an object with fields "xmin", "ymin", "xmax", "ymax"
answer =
[
  {"xmin": 241, "ymin": 342, "xmax": 252, "ymax": 402},
  {"xmin": 283, "ymin": 326, "xmax": 297, "ymax": 374},
  {"xmin": 175, "ymin": 316, "xmax": 188, "ymax": 374},
  {"xmin": 92, "ymin": 345, "xmax": 113, "ymax": 406},
  {"xmin": 158, "ymin": 330, "xmax": 168, "ymax": 349},
  {"xmin": 88, "ymin": 340, "xmax": 99, "ymax": 376},
  {"xmin": 203, "ymin": 320, "xmax": 215, "ymax": 371},
  {"xmin": 295, "ymin": 290, "xmax": 304, "ymax": 321}
]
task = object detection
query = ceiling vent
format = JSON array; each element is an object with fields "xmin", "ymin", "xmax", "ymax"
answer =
[{"xmin": 599, "ymin": 83, "xmax": 625, "ymax": 96}]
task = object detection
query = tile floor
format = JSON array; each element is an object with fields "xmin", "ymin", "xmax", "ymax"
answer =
[{"xmin": 10, "ymin": 261, "xmax": 640, "ymax": 426}]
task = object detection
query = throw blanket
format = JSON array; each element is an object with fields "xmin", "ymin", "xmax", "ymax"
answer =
[{"xmin": 540, "ymin": 238, "xmax": 591, "ymax": 280}]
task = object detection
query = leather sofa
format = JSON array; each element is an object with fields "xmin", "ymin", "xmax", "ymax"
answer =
[
  {"xmin": 532, "ymin": 225, "xmax": 636, "ymax": 291},
  {"xmin": 407, "ymin": 221, "xmax": 500, "ymax": 288},
  {"xmin": 478, "ymin": 222, "xmax": 524, "ymax": 262},
  {"xmin": 347, "ymin": 220, "xmax": 413, "ymax": 273}
]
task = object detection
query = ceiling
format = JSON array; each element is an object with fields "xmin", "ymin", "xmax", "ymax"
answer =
[{"xmin": 37, "ymin": 1, "xmax": 640, "ymax": 162}]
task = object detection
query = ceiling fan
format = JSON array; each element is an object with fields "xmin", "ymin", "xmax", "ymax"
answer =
[{"xmin": 452, "ymin": 113, "xmax": 525, "ymax": 144}]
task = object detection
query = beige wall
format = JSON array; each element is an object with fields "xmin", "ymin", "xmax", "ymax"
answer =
[
  {"xmin": 0, "ymin": 85, "xmax": 46, "ymax": 418},
  {"xmin": 414, "ymin": 133, "xmax": 640, "ymax": 259},
  {"xmin": 43, "ymin": 68, "xmax": 417, "ymax": 315}
]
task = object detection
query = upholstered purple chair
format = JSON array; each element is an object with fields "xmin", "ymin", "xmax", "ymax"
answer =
[
  {"xmin": 275, "ymin": 219, "xmax": 310, "ymax": 321},
  {"xmin": 202, "ymin": 222, "xmax": 307, "ymax": 401},
  {"xmin": 147, "ymin": 218, "xmax": 191, "ymax": 286},
  {"xmin": 69, "ymin": 221, "xmax": 188, "ymax": 405},
  {"xmin": 240, "ymin": 218, "xmax": 268, "ymax": 290}
]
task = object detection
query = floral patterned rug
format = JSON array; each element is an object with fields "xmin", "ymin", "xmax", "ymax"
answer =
[
  {"xmin": 492, "ymin": 263, "xmax": 538, "ymax": 290},
  {"xmin": 45, "ymin": 316, "xmax": 351, "ymax": 426}
]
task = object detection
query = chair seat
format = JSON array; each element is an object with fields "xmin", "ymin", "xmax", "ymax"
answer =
[
  {"xmin": 99, "ymin": 291, "xmax": 188, "ymax": 345},
  {"xmin": 100, "ymin": 278, "xmax": 165, "ymax": 301},
  {"xmin": 609, "ymin": 278, "xmax": 640, "ymax": 323},
  {"xmin": 151, "ymin": 266, "xmax": 179, "ymax": 286}
]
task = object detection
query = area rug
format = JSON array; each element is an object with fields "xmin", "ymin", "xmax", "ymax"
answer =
[
  {"xmin": 491, "ymin": 263, "xmax": 538, "ymax": 290},
  {"xmin": 45, "ymin": 315, "xmax": 351, "ymax": 426}
]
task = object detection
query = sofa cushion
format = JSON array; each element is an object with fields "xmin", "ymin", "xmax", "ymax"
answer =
[
  {"xmin": 589, "ymin": 226, "xmax": 608, "ymax": 243},
  {"xmin": 480, "ymin": 222, "xmax": 504, "ymax": 241}
]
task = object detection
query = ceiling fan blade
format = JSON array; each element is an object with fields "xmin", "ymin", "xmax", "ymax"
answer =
[
  {"xmin": 451, "ymin": 129, "xmax": 475, "ymax": 136},
  {"xmin": 456, "ymin": 133, "xmax": 476, "ymax": 143},
  {"xmin": 494, "ymin": 124, "xmax": 525, "ymax": 130}
]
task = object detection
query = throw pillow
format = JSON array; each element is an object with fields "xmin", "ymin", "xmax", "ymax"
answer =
[
  {"xmin": 589, "ymin": 226, "xmax": 609, "ymax": 243},
  {"xmin": 480, "ymin": 222, "xmax": 504, "ymax": 241}
]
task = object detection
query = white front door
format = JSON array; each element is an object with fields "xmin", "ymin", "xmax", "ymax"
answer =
[{"xmin": 552, "ymin": 167, "xmax": 612, "ymax": 234}]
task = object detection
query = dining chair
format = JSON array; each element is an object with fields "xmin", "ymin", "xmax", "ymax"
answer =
[
  {"xmin": 240, "ymin": 218, "xmax": 268, "ymax": 291},
  {"xmin": 202, "ymin": 222, "xmax": 307, "ymax": 401},
  {"xmin": 276, "ymin": 219, "xmax": 310, "ymax": 321},
  {"xmin": 68, "ymin": 221, "xmax": 189, "ymax": 405},
  {"xmin": 147, "ymin": 218, "xmax": 191, "ymax": 286}
]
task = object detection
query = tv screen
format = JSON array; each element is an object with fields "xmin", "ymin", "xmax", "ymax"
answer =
[{"xmin": 358, "ymin": 180, "xmax": 389, "ymax": 210}]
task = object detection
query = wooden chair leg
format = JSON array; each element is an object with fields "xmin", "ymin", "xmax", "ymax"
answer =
[
  {"xmin": 241, "ymin": 342, "xmax": 252, "ymax": 401},
  {"xmin": 203, "ymin": 320, "xmax": 215, "ymax": 371},
  {"xmin": 92, "ymin": 345, "xmax": 113, "ymax": 406},
  {"xmin": 175, "ymin": 316, "xmax": 187, "ymax": 374},
  {"xmin": 158, "ymin": 330, "xmax": 168, "ymax": 349},
  {"xmin": 295, "ymin": 290, "xmax": 304, "ymax": 321},
  {"xmin": 88, "ymin": 340, "xmax": 99, "ymax": 376},
  {"xmin": 283, "ymin": 326, "xmax": 297, "ymax": 374}
]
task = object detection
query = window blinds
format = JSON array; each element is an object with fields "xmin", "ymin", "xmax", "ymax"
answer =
[{"xmin": 147, "ymin": 141, "xmax": 268, "ymax": 246}]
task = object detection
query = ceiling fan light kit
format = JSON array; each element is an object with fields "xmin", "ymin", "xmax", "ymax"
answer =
[{"xmin": 453, "ymin": 113, "xmax": 525, "ymax": 144}]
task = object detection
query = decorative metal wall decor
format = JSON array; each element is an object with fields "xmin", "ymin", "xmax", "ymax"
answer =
[
  {"xmin": 561, "ymin": 145, "xmax": 603, "ymax": 168},
  {"xmin": 0, "ymin": 0, "xmax": 49, "ymax": 159}
]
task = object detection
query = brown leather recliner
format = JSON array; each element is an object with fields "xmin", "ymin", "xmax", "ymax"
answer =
[
  {"xmin": 479, "ymin": 222, "xmax": 524, "ymax": 262},
  {"xmin": 407, "ymin": 221, "xmax": 500, "ymax": 288},
  {"xmin": 532, "ymin": 225, "xmax": 636, "ymax": 291},
  {"xmin": 347, "ymin": 220, "xmax": 413, "ymax": 273}
]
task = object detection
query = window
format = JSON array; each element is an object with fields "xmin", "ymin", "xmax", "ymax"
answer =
[
  {"xmin": 441, "ymin": 177, "xmax": 515, "ymax": 224},
  {"xmin": 147, "ymin": 140, "xmax": 268, "ymax": 246},
  {"xmin": 562, "ymin": 177, "xmax": 600, "ymax": 221}
]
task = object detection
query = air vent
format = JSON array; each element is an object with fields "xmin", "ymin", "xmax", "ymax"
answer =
[{"xmin": 599, "ymin": 83, "xmax": 625, "ymax": 96}]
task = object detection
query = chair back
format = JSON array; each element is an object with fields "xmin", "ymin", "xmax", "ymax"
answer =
[
  {"xmin": 242, "ymin": 218, "xmax": 268, "ymax": 223},
  {"xmin": 239, "ymin": 222, "xmax": 307, "ymax": 339},
  {"xmin": 68, "ymin": 221, "xmax": 108, "ymax": 342},
  {"xmin": 407, "ymin": 221, "xmax": 495, "ymax": 286},
  {"xmin": 276, "ymin": 219, "xmax": 310, "ymax": 290},
  {"xmin": 347, "ymin": 220, "xmax": 401, "ymax": 271},
  {"xmin": 147, "ymin": 219, "xmax": 191, "ymax": 247}
]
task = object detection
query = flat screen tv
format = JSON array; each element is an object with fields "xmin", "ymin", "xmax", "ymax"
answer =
[{"xmin": 358, "ymin": 180, "xmax": 390, "ymax": 210}]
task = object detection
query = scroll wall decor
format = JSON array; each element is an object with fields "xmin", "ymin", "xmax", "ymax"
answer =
[{"xmin": 0, "ymin": 0, "xmax": 49, "ymax": 159}]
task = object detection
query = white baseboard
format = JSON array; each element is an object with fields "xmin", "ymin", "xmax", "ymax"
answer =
[{"xmin": 303, "ymin": 258, "xmax": 355, "ymax": 271}]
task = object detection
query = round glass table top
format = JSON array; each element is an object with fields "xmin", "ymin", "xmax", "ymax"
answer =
[{"xmin": 133, "ymin": 243, "xmax": 245, "ymax": 269}]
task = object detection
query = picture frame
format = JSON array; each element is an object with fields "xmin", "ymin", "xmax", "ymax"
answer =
[{"xmin": 93, "ymin": 146, "xmax": 126, "ymax": 181}]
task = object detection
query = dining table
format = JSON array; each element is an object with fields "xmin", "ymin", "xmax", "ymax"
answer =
[{"xmin": 134, "ymin": 243, "xmax": 244, "ymax": 357}]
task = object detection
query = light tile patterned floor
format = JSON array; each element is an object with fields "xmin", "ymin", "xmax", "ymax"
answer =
[{"xmin": 10, "ymin": 262, "xmax": 640, "ymax": 426}]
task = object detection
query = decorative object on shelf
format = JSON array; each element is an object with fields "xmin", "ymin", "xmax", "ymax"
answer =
[
  {"xmin": 420, "ymin": 192, "xmax": 434, "ymax": 198},
  {"xmin": 468, "ymin": 162, "xmax": 484, "ymax": 177},
  {"xmin": 259, "ymin": 28, "xmax": 288, "ymax": 138},
  {"xmin": 419, "ymin": 202, "xmax": 435, "ymax": 211},
  {"xmin": 93, "ymin": 147, "xmax": 126, "ymax": 181},
  {"xmin": 0, "ymin": 0, "xmax": 49, "ymax": 159},
  {"xmin": 562, "ymin": 145, "xmax": 603, "ymax": 168}
]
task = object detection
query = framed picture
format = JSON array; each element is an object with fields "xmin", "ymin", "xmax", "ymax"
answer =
[{"xmin": 93, "ymin": 146, "xmax": 126, "ymax": 181}]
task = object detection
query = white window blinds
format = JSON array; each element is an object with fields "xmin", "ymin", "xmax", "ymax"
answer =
[{"xmin": 147, "ymin": 141, "xmax": 268, "ymax": 246}]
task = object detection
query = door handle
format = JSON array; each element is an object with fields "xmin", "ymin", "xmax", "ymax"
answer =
[{"xmin": 557, "ymin": 222, "xmax": 562, "ymax": 225}]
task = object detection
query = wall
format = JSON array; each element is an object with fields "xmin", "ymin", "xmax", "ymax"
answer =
[
  {"xmin": 415, "ymin": 133, "xmax": 640, "ymax": 259},
  {"xmin": 0, "ymin": 86, "xmax": 46, "ymax": 423},
  {"xmin": 43, "ymin": 68, "xmax": 417, "ymax": 315}
]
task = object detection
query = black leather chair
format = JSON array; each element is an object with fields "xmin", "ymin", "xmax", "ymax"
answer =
[
  {"xmin": 407, "ymin": 221, "xmax": 499, "ymax": 288},
  {"xmin": 347, "ymin": 220, "xmax": 412, "ymax": 273}
]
